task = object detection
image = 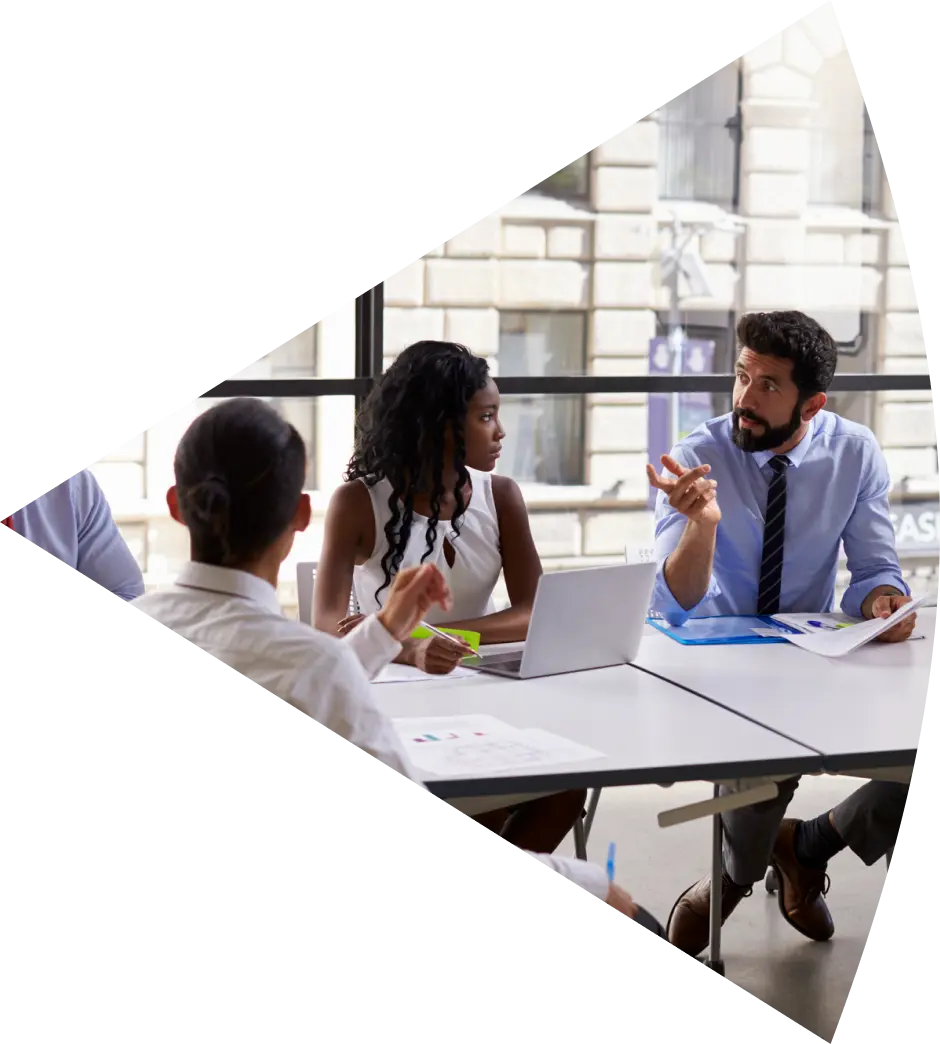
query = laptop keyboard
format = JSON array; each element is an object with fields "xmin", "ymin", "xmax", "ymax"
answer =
[{"xmin": 476, "ymin": 656, "xmax": 524, "ymax": 675}]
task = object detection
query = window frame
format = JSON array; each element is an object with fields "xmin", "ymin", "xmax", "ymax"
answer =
[{"xmin": 497, "ymin": 309, "xmax": 590, "ymax": 487}]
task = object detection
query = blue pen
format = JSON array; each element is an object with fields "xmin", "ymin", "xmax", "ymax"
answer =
[
  {"xmin": 808, "ymin": 620, "xmax": 837, "ymax": 631},
  {"xmin": 607, "ymin": 842, "xmax": 616, "ymax": 882}
]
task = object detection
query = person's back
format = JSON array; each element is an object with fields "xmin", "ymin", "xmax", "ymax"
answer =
[{"xmin": 135, "ymin": 561, "xmax": 418, "ymax": 776}]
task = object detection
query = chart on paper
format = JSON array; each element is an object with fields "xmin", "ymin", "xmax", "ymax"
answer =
[
  {"xmin": 393, "ymin": 715, "xmax": 513, "ymax": 742},
  {"xmin": 392, "ymin": 715, "xmax": 606, "ymax": 777},
  {"xmin": 776, "ymin": 595, "xmax": 928, "ymax": 657}
]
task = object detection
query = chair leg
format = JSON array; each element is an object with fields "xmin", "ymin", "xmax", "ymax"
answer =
[
  {"xmin": 583, "ymin": 788, "xmax": 602, "ymax": 844},
  {"xmin": 573, "ymin": 815, "xmax": 587, "ymax": 860}
]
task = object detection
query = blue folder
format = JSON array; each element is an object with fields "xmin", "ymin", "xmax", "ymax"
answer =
[{"xmin": 646, "ymin": 614, "xmax": 803, "ymax": 646}]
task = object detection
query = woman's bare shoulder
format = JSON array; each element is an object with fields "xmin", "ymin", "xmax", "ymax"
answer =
[{"xmin": 327, "ymin": 478, "xmax": 374, "ymax": 523}]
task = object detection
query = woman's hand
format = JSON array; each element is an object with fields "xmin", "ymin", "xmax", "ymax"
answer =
[
  {"xmin": 400, "ymin": 635, "xmax": 473, "ymax": 675},
  {"xmin": 336, "ymin": 613, "xmax": 365, "ymax": 636},
  {"xmin": 377, "ymin": 564, "xmax": 453, "ymax": 641}
]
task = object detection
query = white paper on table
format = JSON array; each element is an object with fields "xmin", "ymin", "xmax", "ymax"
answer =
[
  {"xmin": 776, "ymin": 595, "xmax": 928, "ymax": 658},
  {"xmin": 401, "ymin": 727, "xmax": 606, "ymax": 778},
  {"xmin": 372, "ymin": 664, "xmax": 477, "ymax": 684}
]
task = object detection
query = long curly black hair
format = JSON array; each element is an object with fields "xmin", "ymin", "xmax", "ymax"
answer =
[{"xmin": 346, "ymin": 340, "xmax": 491, "ymax": 605}]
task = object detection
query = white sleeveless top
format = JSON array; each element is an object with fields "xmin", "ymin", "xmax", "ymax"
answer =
[{"xmin": 353, "ymin": 469, "xmax": 502, "ymax": 624}]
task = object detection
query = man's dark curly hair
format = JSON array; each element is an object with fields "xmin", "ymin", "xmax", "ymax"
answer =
[
  {"xmin": 345, "ymin": 340, "xmax": 491, "ymax": 605},
  {"xmin": 736, "ymin": 311, "xmax": 838, "ymax": 399}
]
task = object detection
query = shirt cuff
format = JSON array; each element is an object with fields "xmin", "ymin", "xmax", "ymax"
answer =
[
  {"xmin": 528, "ymin": 853, "xmax": 610, "ymax": 900},
  {"xmin": 342, "ymin": 614, "xmax": 402, "ymax": 680},
  {"xmin": 649, "ymin": 556, "xmax": 719, "ymax": 627},
  {"xmin": 843, "ymin": 573, "xmax": 912, "ymax": 618}
]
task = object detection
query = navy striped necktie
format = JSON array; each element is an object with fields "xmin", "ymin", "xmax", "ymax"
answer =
[{"xmin": 757, "ymin": 455, "xmax": 790, "ymax": 615}]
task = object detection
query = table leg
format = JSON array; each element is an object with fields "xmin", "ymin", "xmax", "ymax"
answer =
[{"xmin": 704, "ymin": 785, "xmax": 725, "ymax": 975}]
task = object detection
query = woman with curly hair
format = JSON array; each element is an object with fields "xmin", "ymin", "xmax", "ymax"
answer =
[{"xmin": 315, "ymin": 340, "xmax": 586, "ymax": 854}]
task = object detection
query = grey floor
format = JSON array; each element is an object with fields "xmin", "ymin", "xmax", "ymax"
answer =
[{"xmin": 558, "ymin": 775, "xmax": 885, "ymax": 1042}]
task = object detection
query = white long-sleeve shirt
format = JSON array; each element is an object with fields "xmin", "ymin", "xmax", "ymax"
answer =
[{"xmin": 133, "ymin": 562, "xmax": 609, "ymax": 899}]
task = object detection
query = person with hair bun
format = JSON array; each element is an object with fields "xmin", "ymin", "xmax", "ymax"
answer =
[
  {"xmin": 132, "ymin": 397, "xmax": 661, "ymax": 931},
  {"xmin": 315, "ymin": 342, "xmax": 587, "ymax": 856}
]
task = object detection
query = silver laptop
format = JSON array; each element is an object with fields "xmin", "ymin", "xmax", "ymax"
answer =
[{"xmin": 464, "ymin": 562, "xmax": 657, "ymax": 680}]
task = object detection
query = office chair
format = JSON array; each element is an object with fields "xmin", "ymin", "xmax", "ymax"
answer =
[{"xmin": 296, "ymin": 561, "xmax": 358, "ymax": 626}]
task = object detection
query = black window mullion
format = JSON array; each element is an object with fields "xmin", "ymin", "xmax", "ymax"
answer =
[{"xmin": 372, "ymin": 282, "xmax": 384, "ymax": 377}]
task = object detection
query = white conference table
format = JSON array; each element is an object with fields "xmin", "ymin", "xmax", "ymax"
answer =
[
  {"xmin": 632, "ymin": 609, "xmax": 936, "ymax": 773},
  {"xmin": 376, "ymin": 662, "xmax": 822, "ymax": 801},
  {"xmin": 376, "ymin": 614, "xmax": 933, "ymax": 973},
  {"xmin": 378, "ymin": 660, "xmax": 819, "ymax": 974}
]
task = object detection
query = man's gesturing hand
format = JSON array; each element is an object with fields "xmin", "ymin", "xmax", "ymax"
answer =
[{"xmin": 646, "ymin": 455, "xmax": 721, "ymax": 526}]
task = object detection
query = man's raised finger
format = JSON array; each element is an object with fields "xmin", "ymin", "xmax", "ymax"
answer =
[
  {"xmin": 646, "ymin": 463, "xmax": 675, "ymax": 493},
  {"xmin": 672, "ymin": 465, "xmax": 712, "ymax": 498},
  {"xmin": 661, "ymin": 455, "xmax": 687, "ymax": 478}
]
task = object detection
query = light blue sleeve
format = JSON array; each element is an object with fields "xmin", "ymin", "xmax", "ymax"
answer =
[
  {"xmin": 71, "ymin": 471, "xmax": 146, "ymax": 601},
  {"xmin": 839, "ymin": 439, "xmax": 909, "ymax": 618},
  {"xmin": 649, "ymin": 444, "xmax": 722, "ymax": 626}
]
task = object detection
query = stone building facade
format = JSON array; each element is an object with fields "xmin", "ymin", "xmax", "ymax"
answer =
[{"xmin": 94, "ymin": 6, "xmax": 936, "ymax": 611}]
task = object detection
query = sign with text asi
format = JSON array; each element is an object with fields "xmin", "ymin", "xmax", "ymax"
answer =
[
  {"xmin": 890, "ymin": 502, "xmax": 940, "ymax": 554},
  {"xmin": 647, "ymin": 336, "xmax": 716, "ymax": 509}
]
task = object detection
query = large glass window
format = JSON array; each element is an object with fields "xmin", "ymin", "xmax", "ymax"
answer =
[
  {"xmin": 88, "ymin": 10, "xmax": 933, "ymax": 617},
  {"xmin": 657, "ymin": 61, "xmax": 740, "ymax": 206},
  {"xmin": 497, "ymin": 312, "xmax": 587, "ymax": 486},
  {"xmin": 807, "ymin": 52, "xmax": 866, "ymax": 208}
]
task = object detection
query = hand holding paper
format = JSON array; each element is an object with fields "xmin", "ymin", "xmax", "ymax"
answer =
[
  {"xmin": 869, "ymin": 592, "xmax": 918, "ymax": 644},
  {"xmin": 778, "ymin": 595, "xmax": 928, "ymax": 658}
]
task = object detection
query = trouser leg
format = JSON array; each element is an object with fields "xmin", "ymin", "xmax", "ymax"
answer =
[
  {"xmin": 721, "ymin": 776, "xmax": 800, "ymax": 885},
  {"xmin": 829, "ymin": 781, "xmax": 908, "ymax": 866}
]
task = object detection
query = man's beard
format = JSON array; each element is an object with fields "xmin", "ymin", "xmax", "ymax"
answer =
[{"xmin": 731, "ymin": 403, "xmax": 803, "ymax": 453}]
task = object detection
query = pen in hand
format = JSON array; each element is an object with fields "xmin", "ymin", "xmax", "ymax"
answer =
[
  {"xmin": 419, "ymin": 620, "xmax": 470, "ymax": 650},
  {"xmin": 607, "ymin": 842, "xmax": 616, "ymax": 882}
]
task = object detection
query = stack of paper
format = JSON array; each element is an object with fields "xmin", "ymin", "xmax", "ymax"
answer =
[
  {"xmin": 392, "ymin": 714, "xmax": 606, "ymax": 777},
  {"xmin": 771, "ymin": 595, "xmax": 928, "ymax": 658}
]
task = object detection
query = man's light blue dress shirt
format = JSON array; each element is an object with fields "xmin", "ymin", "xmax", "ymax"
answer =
[
  {"xmin": 8, "ymin": 470, "xmax": 145, "ymax": 601},
  {"xmin": 651, "ymin": 411, "xmax": 907, "ymax": 626}
]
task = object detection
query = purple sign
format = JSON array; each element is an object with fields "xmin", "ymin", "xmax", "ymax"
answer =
[{"xmin": 647, "ymin": 336, "xmax": 716, "ymax": 508}]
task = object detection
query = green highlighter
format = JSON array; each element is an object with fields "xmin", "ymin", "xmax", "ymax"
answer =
[{"xmin": 410, "ymin": 623, "xmax": 481, "ymax": 652}]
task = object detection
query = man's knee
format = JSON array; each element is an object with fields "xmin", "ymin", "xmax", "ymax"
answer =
[{"xmin": 749, "ymin": 775, "xmax": 800, "ymax": 814}]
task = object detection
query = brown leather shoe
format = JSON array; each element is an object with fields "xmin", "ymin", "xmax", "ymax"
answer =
[
  {"xmin": 666, "ymin": 873, "xmax": 752, "ymax": 956},
  {"xmin": 771, "ymin": 818, "xmax": 835, "ymax": 941}
]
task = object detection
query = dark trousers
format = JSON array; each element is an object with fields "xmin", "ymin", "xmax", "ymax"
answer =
[{"xmin": 721, "ymin": 778, "xmax": 908, "ymax": 885}]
